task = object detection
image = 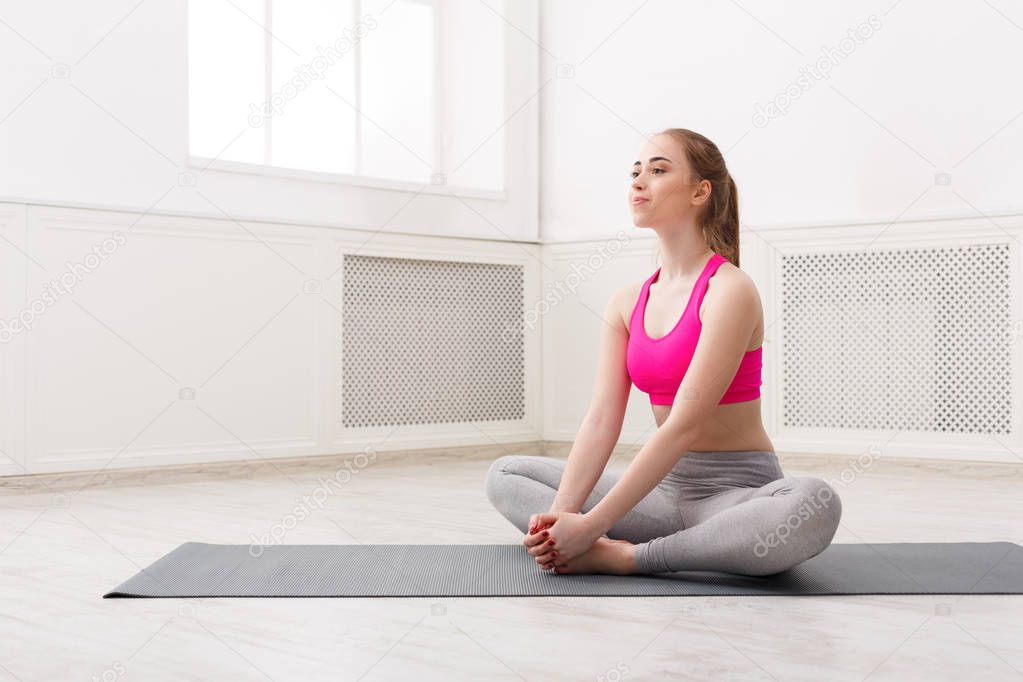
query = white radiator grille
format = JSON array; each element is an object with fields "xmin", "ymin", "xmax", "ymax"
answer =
[
  {"xmin": 341, "ymin": 255, "xmax": 525, "ymax": 428},
  {"xmin": 781, "ymin": 244, "xmax": 1013, "ymax": 434}
]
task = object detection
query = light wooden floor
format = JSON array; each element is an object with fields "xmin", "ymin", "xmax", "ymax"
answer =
[{"xmin": 2, "ymin": 445, "xmax": 1022, "ymax": 681}]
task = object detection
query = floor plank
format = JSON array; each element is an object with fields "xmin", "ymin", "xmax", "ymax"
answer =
[{"xmin": 2, "ymin": 451, "xmax": 1021, "ymax": 681}]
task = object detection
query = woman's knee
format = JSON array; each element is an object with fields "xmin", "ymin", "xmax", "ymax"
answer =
[
  {"xmin": 484, "ymin": 455, "xmax": 517, "ymax": 506},
  {"xmin": 756, "ymin": 477, "xmax": 842, "ymax": 570},
  {"xmin": 776, "ymin": 475, "xmax": 841, "ymax": 519},
  {"xmin": 806, "ymin": 477, "xmax": 842, "ymax": 531},
  {"xmin": 785, "ymin": 476, "xmax": 843, "ymax": 551},
  {"xmin": 484, "ymin": 454, "xmax": 549, "ymax": 506}
]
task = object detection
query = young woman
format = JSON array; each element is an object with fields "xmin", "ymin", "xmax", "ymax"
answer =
[{"xmin": 485, "ymin": 128, "xmax": 842, "ymax": 576}]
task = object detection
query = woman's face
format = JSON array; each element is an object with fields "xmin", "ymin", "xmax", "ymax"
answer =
[{"xmin": 629, "ymin": 134, "xmax": 709, "ymax": 228}]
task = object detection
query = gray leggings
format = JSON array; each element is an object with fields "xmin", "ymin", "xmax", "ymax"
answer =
[{"xmin": 485, "ymin": 450, "xmax": 842, "ymax": 576}]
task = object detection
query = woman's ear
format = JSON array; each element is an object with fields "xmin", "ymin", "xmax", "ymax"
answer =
[{"xmin": 693, "ymin": 179, "xmax": 712, "ymax": 206}]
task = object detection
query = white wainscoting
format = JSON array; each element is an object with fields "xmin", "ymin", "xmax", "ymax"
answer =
[
  {"xmin": 757, "ymin": 216, "xmax": 1023, "ymax": 464},
  {"xmin": 1, "ymin": 201, "xmax": 542, "ymax": 475},
  {"xmin": 4, "ymin": 201, "xmax": 1021, "ymax": 475},
  {"xmin": 544, "ymin": 217, "xmax": 1023, "ymax": 465},
  {"xmin": 0, "ymin": 203, "xmax": 28, "ymax": 476}
]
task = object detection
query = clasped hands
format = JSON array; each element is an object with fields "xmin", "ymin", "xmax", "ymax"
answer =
[{"xmin": 522, "ymin": 510, "xmax": 604, "ymax": 571}]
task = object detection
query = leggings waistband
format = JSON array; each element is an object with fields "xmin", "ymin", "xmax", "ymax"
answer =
[
  {"xmin": 668, "ymin": 449, "xmax": 783, "ymax": 485},
  {"xmin": 682, "ymin": 449, "xmax": 778, "ymax": 460}
]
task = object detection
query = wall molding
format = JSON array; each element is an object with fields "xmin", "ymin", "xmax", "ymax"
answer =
[
  {"xmin": 0, "ymin": 204, "xmax": 28, "ymax": 476},
  {"xmin": 4, "ymin": 197, "xmax": 1022, "ymax": 475},
  {"xmin": 3, "ymin": 199, "xmax": 543, "ymax": 476},
  {"xmin": 541, "ymin": 216, "xmax": 1023, "ymax": 465}
]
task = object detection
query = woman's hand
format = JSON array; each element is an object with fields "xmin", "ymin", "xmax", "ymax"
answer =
[
  {"xmin": 528, "ymin": 511, "xmax": 604, "ymax": 565},
  {"xmin": 527, "ymin": 513, "xmax": 555, "ymax": 535},
  {"xmin": 523, "ymin": 523, "xmax": 557, "ymax": 568},
  {"xmin": 523, "ymin": 514, "xmax": 556, "ymax": 568}
]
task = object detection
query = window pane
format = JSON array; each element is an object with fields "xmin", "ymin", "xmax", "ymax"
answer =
[
  {"xmin": 361, "ymin": 0, "xmax": 434, "ymax": 183},
  {"xmin": 270, "ymin": 0, "xmax": 357, "ymax": 174},
  {"xmin": 444, "ymin": 0, "xmax": 505, "ymax": 192},
  {"xmin": 188, "ymin": 0, "xmax": 266, "ymax": 164}
]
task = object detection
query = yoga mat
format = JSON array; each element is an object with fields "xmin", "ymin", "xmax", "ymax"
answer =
[{"xmin": 103, "ymin": 541, "xmax": 1023, "ymax": 598}]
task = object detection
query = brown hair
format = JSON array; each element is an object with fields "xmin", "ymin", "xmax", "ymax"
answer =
[{"xmin": 656, "ymin": 128, "xmax": 741, "ymax": 267}]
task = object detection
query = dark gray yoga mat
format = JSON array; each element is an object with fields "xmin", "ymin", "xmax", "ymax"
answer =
[{"xmin": 103, "ymin": 541, "xmax": 1023, "ymax": 598}]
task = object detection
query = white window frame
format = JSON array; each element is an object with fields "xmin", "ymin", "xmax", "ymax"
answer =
[{"xmin": 184, "ymin": 0, "xmax": 506, "ymax": 201}]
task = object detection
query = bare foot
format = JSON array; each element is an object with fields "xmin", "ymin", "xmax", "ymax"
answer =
[{"xmin": 553, "ymin": 537, "xmax": 639, "ymax": 575}]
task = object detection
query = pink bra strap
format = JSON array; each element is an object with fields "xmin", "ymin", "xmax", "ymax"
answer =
[
  {"xmin": 691, "ymin": 253, "xmax": 726, "ymax": 316},
  {"xmin": 629, "ymin": 271, "xmax": 657, "ymax": 331}
]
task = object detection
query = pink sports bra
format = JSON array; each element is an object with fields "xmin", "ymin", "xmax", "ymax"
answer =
[{"xmin": 626, "ymin": 252, "xmax": 763, "ymax": 406}]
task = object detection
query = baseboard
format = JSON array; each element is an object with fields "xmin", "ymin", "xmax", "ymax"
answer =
[{"xmin": 5, "ymin": 438, "xmax": 1021, "ymax": 495}]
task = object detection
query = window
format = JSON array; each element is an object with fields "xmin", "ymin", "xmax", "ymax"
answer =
[{"xmin": 187, "ymin": 0, "xmax": 505, "ymax": 193}]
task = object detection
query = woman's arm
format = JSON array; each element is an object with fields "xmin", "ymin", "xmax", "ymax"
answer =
[
  {"xmin": 585, "ymin": 274, "xmax": 760, "ymax": 535},
  {"xmin": 550, "ymin": 289, "xmax": 633, "ymax": 513},
  {"xmin": 550, "ymin": 418, "xmax": 624, "ymax": 513}
]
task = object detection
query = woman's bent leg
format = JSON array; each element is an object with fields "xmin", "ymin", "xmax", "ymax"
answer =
[
  {"xmin": 634, "ymin": 475, "xmax": 842, "ymax": 576},
  {"xmin": 484, "ymin": 455, "xmax": 568, "ymax": 533},
  {"xmin": 484, "ymin": 454, "xmax": 682, "ymax": 542}
]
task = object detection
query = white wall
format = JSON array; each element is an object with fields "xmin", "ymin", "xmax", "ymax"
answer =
[
  {"xmin": 542, "ymin": 219, "xmax": 1023, "ymax": 465},
  {"xmin": 0, "ymin": 201, "xmax": 545, "ymax": 476},
  {"xmin": 4, "ymin": 1, "xmax": 1022, "ymax": 475},
  {"xmin": 0, "ymin": 0, "xmax": 539, "ymax": 241},
  {"xmin": 0, "ymin": 0, "xmax": 545, "ymax": 476},
  {"xmin": 538, "ymin": 0, "xmax": 1023, "ymax": 242},
  {"xmin": 537, "ymin": 1, "xmax": 1023, "ymax": 463}
]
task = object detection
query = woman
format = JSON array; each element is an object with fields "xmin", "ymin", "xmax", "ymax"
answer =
[{"xmin": 485, "ymin": 128, "xmax": 842, "ymax": 576}]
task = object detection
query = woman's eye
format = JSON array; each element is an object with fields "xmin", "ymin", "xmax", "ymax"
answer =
[{"xmin": 631, "ymin": 168, "xmax": 665, "ymax": 178}]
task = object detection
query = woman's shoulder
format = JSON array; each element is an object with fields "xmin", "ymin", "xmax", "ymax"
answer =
[
  {"xmin": 607, "ymin": 275, "xmax": 649, "ymax": 329},
  {"xmin": 705, "ymin": 259, "xmax": 761, "ymax": 312},
  {"xmin": 710, "ymin": 258, "xmax": 756, "ymax": 291}
]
